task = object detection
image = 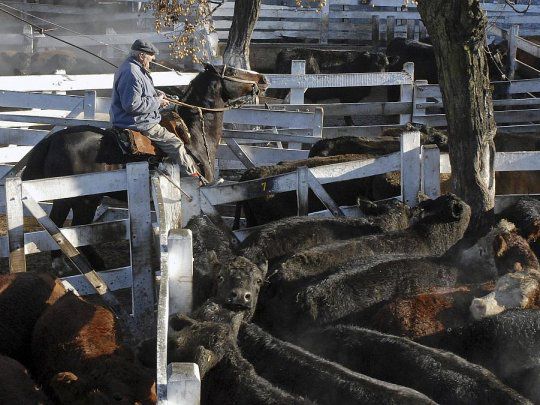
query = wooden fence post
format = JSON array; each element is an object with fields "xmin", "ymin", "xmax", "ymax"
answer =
[
  {"xmin": 421, "ymin": 144, "xmax": 441, "ymax": 199},
  {"xmin": 406, "ymin": 19, "xmax": 415, "ymax": 40},
  {"xmin": 23, "ymin": 24, "xmax": 33, "ymax": 54},
  {"xmin": 386, "ymin": 16, "xmax": 395, "ymax": 44},
  {"xmin": 400, "ymin": 62, "xmax": 415, "ymax": 125},
  {"xmin": 289, "ymin": 60, "xmax": 307, "ymax": 149},
  {"xmin": 412, "ymin": 79, "xmax": 428, "ymax": 121},
  {"xmin": 84, "ymin": 91, "xmax": 97, "ymax": 119},
  {"xmin": 167, "ymin": 229, "xmax": 193, "ymax": 315},
  {"xmin": 507, "ymin": 24, "xmax": 519, "ymax": 81},
  {"xmin": 180, "ymin": 177, "xmax": 201, "ymax": 228},
  {"xmin": 126, "ymin": 162, "xmax": 155, "ymax": 340},
  {"xmin": 401, "ymin": 130, "xmax": 421, "ymax": 207},
  {"xmin": 5, "ymin": 176, "xmax": 26, "ymax": 273},
  {"xmin": 166, "ymin": 363, "xmax": 201, "ymax": 405},
  {"xmin": 319, "ymin": 0, "xmax": 330, "ymax": 44},
  {"xmin": 296, "ymin": 166, "xmax": 309, "ymax": 216},
  {"xmin": 372, "ymin": 15, "xmax": 380, "ymax": 46},
  {"xmin": 290, "ymin": 60, "xmax": 306, "ymax": 105}
]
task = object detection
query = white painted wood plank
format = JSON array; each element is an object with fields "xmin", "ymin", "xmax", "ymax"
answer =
[
  {"xmin": 266, "ymin": 71, "xmax": 413, "ymax": 89},
  {"xmin": 0, "ymin": 220, "xmax": 129, "ymax": 257},
  {"xmin": 126, "ymin": 162, "xmax": 154, "ymax": 337},
  {"xmin": 400, "ymin": 131, "xmax": 421, "ymax": 207},
  {"xmin": 0, "ymin": 72, "xmax": 196, "ymax": 92},
  {"xmin": 0, "ymin": 129, "xmax": 47, "ymax": 146},
  {"xmin": 167, "ymin": 229, "xmax": 193, "ymax": 315},
  {"xmin": 0, "ymin": 146, "xmax": 33, "ymax": 164},
  {"xmin": 216, "ymin": 145, "xmax": 308, "ymax": 165},
  {"xmin": 5, "ymin": 176, "xmax": 25, "ymax": 272},
  {"xmin": 20, "ymin": 170, "xmax": 127, "ymax": 203},
  {"xmin": 421, "ymin": 145, "xmax": 441, "ymax": 199},
  {"xmin": 203, "ymin": 153, "xmax": 401, "ymax": 206},
  {"xmin": 224, "ymin": 108, "xmax": 318, "ymax": 127},
  {"xmin": 296, "ymin": 167, "xmax": 309, "ymax": 216},
  {"xmin": 62, "ymin": 266, "xmax": 132, "ymax": 296}
]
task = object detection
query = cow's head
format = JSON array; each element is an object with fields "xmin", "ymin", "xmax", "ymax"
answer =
[
  {"xmin": 493, "ymin": 228, "xmax": 540, "ymax": 275},
  {"xmin": 214, "ymin": 256, "xmax": 267, "ymax": 320},
  {"xmin": 364, "ymin": 51, "xmax": 391, "ymax": 73},
  {"xmin": 470, "ymin": 270, "xmax": 540, "ymax": 320}
]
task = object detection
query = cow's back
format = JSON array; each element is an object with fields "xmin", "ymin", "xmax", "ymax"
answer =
[{"xmin": 0, "ymin": 272, "xmax": 66, "ymax": 364}]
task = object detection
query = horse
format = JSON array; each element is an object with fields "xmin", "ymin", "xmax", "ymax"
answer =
[{"xmin": 22, "ymin": 64, "xmax": 268, "ymax": 272}]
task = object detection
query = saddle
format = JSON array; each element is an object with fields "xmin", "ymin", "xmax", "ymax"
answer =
[{"xmin": 112, "ymin": 110, "xmax": 191, "ymax": 158}]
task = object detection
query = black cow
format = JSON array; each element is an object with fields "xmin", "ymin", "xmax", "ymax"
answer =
[
  {"xmin": 240, "ymin": 198, "xmax": 412, "ymax": 267},
  {"xmin": 296, "ymin": 325, "xmax": 528, "ymax": 405},
  {"xmin": 238, "ymin": 323, "xmax": 435, "ymax": 404},
  {"xmin": 423, "ymin": 309, "xmax": 540, "ymax": 403},
  {"xmin": 386, "ymin": 37, "xmax": 508, "ymax": 101},
  {"xmin": 499, "ymin": 197, "xmax": 540, "ymax": 257},
  {"xmin": 166, "ymin": 304, "xmax": 313, "ymax": 404},
  {"xmin": 308, "ymin": 125, "xmax": 448, "ymax": 158},
  {"xmin": 186, "ymin": 215, "xmax": 238, "ymax": 307},
  {"xmin": 274, "ymin": 48, "xmax": 390, "ymax": 125}
]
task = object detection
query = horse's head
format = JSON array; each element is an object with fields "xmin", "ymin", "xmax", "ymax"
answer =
[
  {"xmin": 204, "ymin": 63, "xmax": 269, "ymax": 107},
  {"xmin": 173, "ymin": 64, "xmax": 268, "ymax": 182}
]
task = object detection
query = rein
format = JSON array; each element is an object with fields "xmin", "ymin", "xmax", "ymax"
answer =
[{"xmin": 166, "ymin": 70, "xmax": 261, "ymax": 177}]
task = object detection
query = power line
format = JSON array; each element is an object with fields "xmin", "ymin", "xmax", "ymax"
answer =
[{"xmin": 0, "ymin": 2, "xmax": 181, "ymax": 73}]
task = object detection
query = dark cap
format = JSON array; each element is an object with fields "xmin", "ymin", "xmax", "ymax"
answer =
[{"xmin": 131, "ymin": 39, "xmax": 159, "ymax": 56}]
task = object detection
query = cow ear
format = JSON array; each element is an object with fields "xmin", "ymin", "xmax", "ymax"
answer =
[
  {"xmin": 493, "ymin": 234, "xmax": 508, "ymax": 257},
  {"xmin": 194, "ymin": 345, "xmax": 221, "ymax": 378},
  {"xmin": 204, "ymin": 63, "xmax": 219, "ymax": 75},
  {"xmin": 50, "ymin": 372, "xmax": 87, "ymax": 403},
  {"xmin": 169, "ymin": 313, "xmax": 196, "ymax": 331}
]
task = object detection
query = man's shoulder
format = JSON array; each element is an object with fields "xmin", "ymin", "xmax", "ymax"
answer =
[{"xmin": 117, "ymin": 59, "xmax": 144, "ymax": 80}]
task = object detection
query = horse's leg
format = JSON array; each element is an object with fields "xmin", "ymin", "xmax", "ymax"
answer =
[
  {"xmin": 49, "ymin": 199, "xmax": 72, "ymax": 276},
  {"xmin": 70, "ymin": 196, "xmax": 106, "ymax": 271}
]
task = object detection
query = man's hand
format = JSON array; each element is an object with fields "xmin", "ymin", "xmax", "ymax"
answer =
[{"xmin": 157, "ymin": 92, "xmax": 170, "ymax": 108}]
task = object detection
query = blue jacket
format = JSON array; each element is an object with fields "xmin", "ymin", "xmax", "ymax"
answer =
[{"xmin": 110, "ymin": 56, "xmax": 161, "ymax": 131}]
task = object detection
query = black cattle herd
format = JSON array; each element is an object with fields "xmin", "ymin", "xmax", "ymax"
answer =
[{"xmin": 0, "ymin": 35, "xmax": 538, "ymax": 405}]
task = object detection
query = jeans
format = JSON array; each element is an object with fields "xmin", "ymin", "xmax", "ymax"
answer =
[{"xmin": 142, "ymin": 124, "xmax": 198, "ymax": 175}]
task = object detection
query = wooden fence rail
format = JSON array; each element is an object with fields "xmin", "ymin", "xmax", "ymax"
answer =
[
  {"xmin": 1, "ymin": 162, "xmax": 156, "ymax": 340},
  {"xmin": 2, "ymin": 0, "xmax": 540, "ymax": 54}
]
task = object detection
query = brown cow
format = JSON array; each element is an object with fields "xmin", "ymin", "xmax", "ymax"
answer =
[
  {"xmin": 0, "ymin": 272, "xmax": 66, "ymax": 366},
  {"xmin": 0, "ymin": 354, "xmax": 52, "ymax": 404},
  {"xmin": 32, "ymin": 292, "xmax": 156, "ymax": 404}
]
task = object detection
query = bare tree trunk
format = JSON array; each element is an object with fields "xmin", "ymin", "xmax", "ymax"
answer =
[
  {"xmin": 223, "ymin": 0, "xmax": 262, "ymax": 69},
  {"xmin": 416, "ymin": 0, "xmax": 497, "ymax": 235}
]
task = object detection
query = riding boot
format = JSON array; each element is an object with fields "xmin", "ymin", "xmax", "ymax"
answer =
[{"xmin": 142, "ymin": 124, "xmax": 199, "ymax": 175}]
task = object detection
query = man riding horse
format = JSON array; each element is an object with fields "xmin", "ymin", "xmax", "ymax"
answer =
[{"xmin": 110, "ymin": 39, "xmax": 204, "ymax": 182}]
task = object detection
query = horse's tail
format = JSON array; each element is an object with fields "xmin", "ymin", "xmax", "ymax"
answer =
[{"xmin": 21, "ymin": 135, "xmax": 54, "ymax": 180}]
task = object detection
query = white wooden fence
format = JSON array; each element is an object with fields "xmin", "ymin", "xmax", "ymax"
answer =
[
  {"xmin": 2, "ymin": 162, "xmax": 156, "ymax": 338},
  {"xmin": 0, "ymin": 65, "xmax": 539, "ymax": 176},
  {"xmin": 2, "ymin": 0, "xmax": 540, "ymax": 55}
]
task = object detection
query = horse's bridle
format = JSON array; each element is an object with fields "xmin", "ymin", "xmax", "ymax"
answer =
[
  {"xmin": 164, "ymin": 67, "xmax": 263, "ymax": 178},
  {"xmin": 165, "ymin": 66, "xmax": 261, "ymax": 112}
]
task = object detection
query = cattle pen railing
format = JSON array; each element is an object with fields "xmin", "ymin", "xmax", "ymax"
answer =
[
  {"xmin": 3, "ymin": 0, "xmax": 540, "ymax": 53},
  {"xmin": 1, "ymin": 163, "xmax": 156, "ymax": 338}
]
